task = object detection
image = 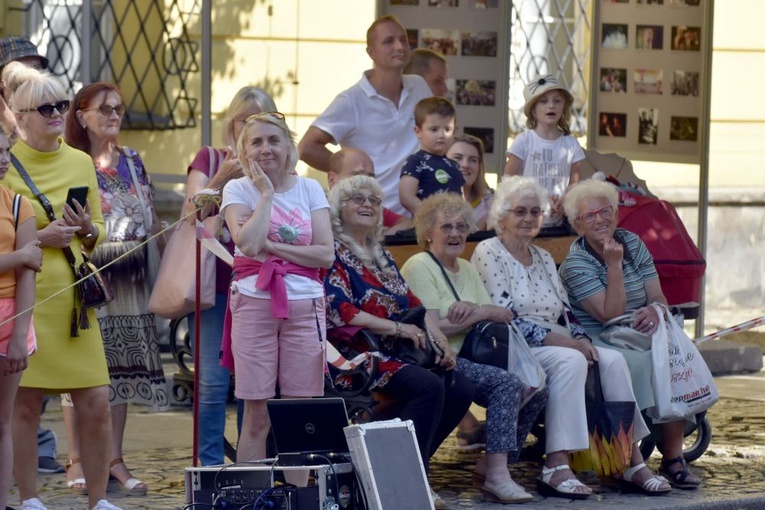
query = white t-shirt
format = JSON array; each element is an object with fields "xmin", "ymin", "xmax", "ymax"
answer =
[
  {"xmin": 311, "ymin": 71, "xmax": 432, "ymax": 216},
  {"xmin": 507, "ymin": 130, "xmax": 585, "ymax": 199},
  {"xmin": 220, "ymin": 176, "xmax": 329, "ymax": 300}
]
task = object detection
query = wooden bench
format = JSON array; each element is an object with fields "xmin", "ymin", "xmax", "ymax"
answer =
[{"xmin": 386, "ymin": 231, "xmax": 577, "ymax": 268}]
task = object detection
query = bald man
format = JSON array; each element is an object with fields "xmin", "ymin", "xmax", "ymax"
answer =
[
  {"xmin": 328, "ymin": 148, "xmax": 412, "ymax": 235},
  {"xmin": 404, "ymin": 48, "xmax": 448, "ymax": 97}
]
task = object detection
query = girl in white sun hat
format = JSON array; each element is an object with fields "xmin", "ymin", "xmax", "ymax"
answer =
[{"xmin": 504, "ymin": 74, "xmax": 584, "ymax": 227}]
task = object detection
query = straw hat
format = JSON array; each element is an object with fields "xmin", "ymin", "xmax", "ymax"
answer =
[
  {"xmin": 0, "ymin": 36, "xmax": 49, "ymax": 70},
  {"xmin": 522, "ymin": 74, "xmax": 572, "ymax": 117}
]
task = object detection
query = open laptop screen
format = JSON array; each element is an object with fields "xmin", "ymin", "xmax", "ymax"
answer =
[{"xmin": 267, "ymin": 398, "xmax": 350, "ymax": 465}]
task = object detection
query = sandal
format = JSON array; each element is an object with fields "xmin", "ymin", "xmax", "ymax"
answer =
[
  {"xmin": 456, "ymin": 422, "xmax": 486, "ymax": 452},
  {"xmin": 536, "ymin": 464, "xmax": 591, "ymax": 500},
  {"xmin": 618, "ymin": 462, "xmax": 671, "ymax": 496},
  {"xmin": 65, "ymin": 458, "xmax": 87, "ymax": 495},
  {"xmin": 659, "ymin": 456, "xmax": 701, "ymax": 490},
  {"xmin": 107, "ymin": 458, "xmax": 148, "ymax": 496}
]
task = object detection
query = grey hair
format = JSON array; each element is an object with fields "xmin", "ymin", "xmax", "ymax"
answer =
[
  {"xmin": 327, "ymin": 175, "xmax": 391, "ymax": 272},
  {"xmin": 563, "ymin": 179, "xmax": 619, "ymax": 222},
  {"xmin": 490, "ymin": 176, "xmax": 548, "ymax": 234}
]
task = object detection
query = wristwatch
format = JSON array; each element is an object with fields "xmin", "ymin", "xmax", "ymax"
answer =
[{"xmin": 82, "ymin": 224, "xmax": 96, "ymax": 239}]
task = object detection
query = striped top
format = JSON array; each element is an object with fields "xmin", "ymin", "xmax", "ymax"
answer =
[{"xmin": 559, "ymin": 228, "xmax": 658, "ymax": 338}]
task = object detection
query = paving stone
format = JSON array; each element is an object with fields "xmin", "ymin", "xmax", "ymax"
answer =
[{"xmin": 10, "ymin": 377, "xmax": 765, "ymax": 509}]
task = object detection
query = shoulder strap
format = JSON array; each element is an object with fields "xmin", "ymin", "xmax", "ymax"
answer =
[
  {"xmin": 12, "ymin": 193, "xmax": 21, "ymax": 230},
  {"xmin": 122, "ymin": 147, "xmax": 152, "ymax": 230},
  {"xmin": 425, "ymin": 250, "xmax": 461, "ymax": 301},
  {"xmin": 10, "ymin": 153, "xmax": 78, "ymax": 268},
  {"xmin": 207, "ymin": 146, "xmax": 218, "ymax": 178}
]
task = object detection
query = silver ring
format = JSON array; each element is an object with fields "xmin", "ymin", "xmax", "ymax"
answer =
[
  {"xmin": 417, "ymin": 333, "xmax": 423, "ymax": 338},
  {"xmin": 649, "ymin": 321, "xmax": 654, "ymax": 327}
]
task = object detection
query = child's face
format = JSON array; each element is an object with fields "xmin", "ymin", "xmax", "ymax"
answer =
[
  {"xmin": 414, "ymin": 114, "xmax": 455, "ymax": 155},
  {"xmin": 0, "ymin": 134, "xmax": 10, "ymax": 180},
  {"xmin": 532, "ymin": 90, "xmax": 565, "ymax": 127}
]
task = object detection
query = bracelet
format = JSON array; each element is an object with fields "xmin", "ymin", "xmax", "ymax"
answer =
[{"xmin": 394, "ymin": 322, "xmax": 402, "ymax": 336}]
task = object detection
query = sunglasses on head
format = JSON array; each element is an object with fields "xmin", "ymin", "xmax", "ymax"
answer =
[
  {"xmin": 20, "ymin": 100, "xmax": 70, "ymax": 117},
  {"xmin": 245, "ymin": 111, "xmax": 286, "ymax": 123},
  {"xmin": 85, "ymin": 104, "xmax": 126, "ymax": 117}
]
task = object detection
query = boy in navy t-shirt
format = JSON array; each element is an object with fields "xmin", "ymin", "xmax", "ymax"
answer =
[{"xmin": 399, "ymin": 97, "xmax": 465, "ymax": 216}]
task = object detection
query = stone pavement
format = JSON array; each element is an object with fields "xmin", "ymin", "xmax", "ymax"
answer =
[{"xmin": 10, "ymin": 362, "xmax": 765, "ymax": 510}]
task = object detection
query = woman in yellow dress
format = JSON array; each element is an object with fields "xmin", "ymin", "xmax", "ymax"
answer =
[{"xmin": 3, "ymin": 62, "xmax": 120, "ymax": 510}]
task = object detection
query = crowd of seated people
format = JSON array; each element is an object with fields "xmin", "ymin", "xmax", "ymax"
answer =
[{"xmin": 0, "ymin": 13, "xmax": 711, "ymax": 510}]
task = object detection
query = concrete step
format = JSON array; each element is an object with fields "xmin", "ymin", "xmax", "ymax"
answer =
[{"xmin": 698, "ymin": 339, "xmax": 763, "ymax": 376}]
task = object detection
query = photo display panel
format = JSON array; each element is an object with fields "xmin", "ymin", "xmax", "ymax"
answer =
[{"xmin": 591, "ymin": 0, "xmax": 711, "ymax": 163}]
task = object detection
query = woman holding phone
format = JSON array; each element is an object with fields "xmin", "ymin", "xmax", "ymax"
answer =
[{"xmin": 3, "ymin": 62, "xmax": 121, "ymax": 510}]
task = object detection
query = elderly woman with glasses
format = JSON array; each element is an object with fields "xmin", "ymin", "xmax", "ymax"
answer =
[
  {"xmin": 559, "ymin": 179, "xmax": 702, "ymax": 490},
  {"xmin": 471, "ymin": 176, "xmax": 671, "ymax": 500},
  {"xmin": 324, "ymin": 176, "xmax": 472, "ymax": 509},
  {"xmin": 2, "ymin": 63, "xmax": 121, "ymax": 510},
  {"xmin": 220, "ymin": 111, "xmax": 334, "ymax": 474},
  {"xmin": 60, "ymin": 82, "xmax": 168, "ymax": 496},
  {"xmin": 401, "ymin": 193, "xmax": 548, "ymax": 504}
]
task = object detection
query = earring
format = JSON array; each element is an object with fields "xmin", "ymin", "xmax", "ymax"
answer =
[
  {"xmin": 427, "ymin": 238, "xmax": 432, "ymax": 243},
  {"xmin": 81, "ymin": 123, "xmax": 86, "ymax": 129}
]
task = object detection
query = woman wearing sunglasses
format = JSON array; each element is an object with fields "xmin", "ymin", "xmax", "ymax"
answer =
[
  {"xmin": 220, "ymin": 111, "xmax": 333, "ymax": 481},
  {"xmin": 2, "ymin": 63, "xmax": 121, "ymax": 510},
  {"xmin": 471, "ymin": 176, "xmax": 670, "ymax": 499},
  {"xmin": 60, "ymin": 82, "xmax": 169, "ymax": 497}
]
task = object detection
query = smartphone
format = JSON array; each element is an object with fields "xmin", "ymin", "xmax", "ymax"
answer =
[{"xmin": 66, "ymin": 186, "xmax": 89, "ymax": 210}]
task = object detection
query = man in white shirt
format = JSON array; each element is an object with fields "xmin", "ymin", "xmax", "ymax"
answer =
[{"xmin": 298, "ymin": 15, "xmax": 431, "ymax": 216}]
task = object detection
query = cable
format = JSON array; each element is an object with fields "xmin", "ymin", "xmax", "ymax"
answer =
[{"xmin": 309, "ymin": 453, "xmax": 340, "ymax": 510}]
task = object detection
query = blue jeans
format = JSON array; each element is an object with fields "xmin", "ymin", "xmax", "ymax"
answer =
[{"xmin": 188, "ymin": 293, "xmax": 232, "ymax": 466}]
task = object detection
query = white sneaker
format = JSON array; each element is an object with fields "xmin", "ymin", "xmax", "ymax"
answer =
[
  {"xmin": 91, "ymin": 500, "xmax": 123, "ymax": 510},
  {"xmin": 20, "ymin": 498, "xmax": 48, "ymax": 510}
]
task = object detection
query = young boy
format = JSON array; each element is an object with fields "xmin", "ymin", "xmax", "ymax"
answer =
[{"xmin": 399, "ymin": 97, "xmax": 464, "ymax": 216}]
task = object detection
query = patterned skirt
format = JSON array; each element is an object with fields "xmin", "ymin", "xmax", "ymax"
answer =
[{"xmin": 95, "ymin": 241, "xmax": 169, "ymax": 411}]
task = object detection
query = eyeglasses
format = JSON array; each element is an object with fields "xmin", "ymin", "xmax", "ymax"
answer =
[
  {"xmin": 511, "ymin": 207, "xmax": 543, "ymax": 218},
  {"xmin": 19, "ymin": 100, "xmax": 70, "ymax": 117},
  {"xmin": 348, "ymin": 193, "xmax": 382, "ymax": 207},
  {"xmin": 84, "ymin": 104, "xmax": 126, "ymax": 117},
  {"xmin": 438, "ymin": 222, "xmax": 469, "ymax": 234},
  {"xmin": 576, "ymin": 205, "xmax": 614, "ymax": 224},
  {"xmin": 245, "ymin": 111, "xmax": 286, "ymax": 123}
]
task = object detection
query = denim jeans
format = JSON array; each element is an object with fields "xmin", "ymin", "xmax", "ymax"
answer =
[{"xmin": 188, "ymin": 293, "xmax": 231, "ymax": 466}]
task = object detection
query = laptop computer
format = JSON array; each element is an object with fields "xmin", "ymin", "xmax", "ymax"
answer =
[{"xmin": 267, "ymin": 397, "xmax": 351, "ymax": 466}]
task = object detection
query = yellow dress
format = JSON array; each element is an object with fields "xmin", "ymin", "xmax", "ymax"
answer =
[{"xmin": 6, "ymin": 138, "xmax": 109, "ymax": 389}]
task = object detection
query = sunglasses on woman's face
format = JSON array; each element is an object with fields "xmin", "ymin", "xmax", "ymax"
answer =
[
  {"xmin": 84, "ymin": 104, "xmax": 126, "ymax": 117},
  {"xmin": 19, "ymin": 100, "xmax": 71, "ymax": 118}
]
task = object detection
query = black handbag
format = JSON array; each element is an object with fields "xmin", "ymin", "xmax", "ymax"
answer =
[
  {"xmin": 459, "ymin": 320, "xmax": 512, "ymax": 369},
  {"xmin": 356, "ymin": 305, "xmax": 443, "ymax": 369},
  {"xmin": 11, "ymin": 154, "xmax": 113, "ymax": 336}
]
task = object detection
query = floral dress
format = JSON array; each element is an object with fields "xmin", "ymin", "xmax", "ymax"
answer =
[
  {"xmin": 324, "ymin": 240, "xmax": 422, "ymax": 390},
  {"xmin": 90, "ymin": 149, "xmax": 168, "ymax": 410}
]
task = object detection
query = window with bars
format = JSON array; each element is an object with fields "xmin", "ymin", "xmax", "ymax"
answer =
[
  {"xmin": 16, "ymin": 0, "xmax": 199, "ymax": 130},
  {"xmin": 508, "ymin": 0, "xmax": 592, "ymax": 136}
]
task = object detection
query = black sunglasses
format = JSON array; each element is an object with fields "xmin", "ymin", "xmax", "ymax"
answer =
[
  {"xmin": 19, "ymin": 100, "xmax": 71, "ymax": 118},
  {"xmin": 84, "ymin": 104, "xmax": 126, "ymax": 117}
]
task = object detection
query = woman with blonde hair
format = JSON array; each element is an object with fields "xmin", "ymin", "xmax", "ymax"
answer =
[
  {"xmin": 3, "ymin": 62, "xmax": 121, "ymax": 510},
  {"xmin": 221, "ymin": 111, "xmax": 333, "ymax": 471},
  {"xmin": 446, "ymin": 134, "xmax": 494, "ymax": 230},
  {"xmin": 182, "ymin": 86, "xmax": 278, "ymax": 466}
]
